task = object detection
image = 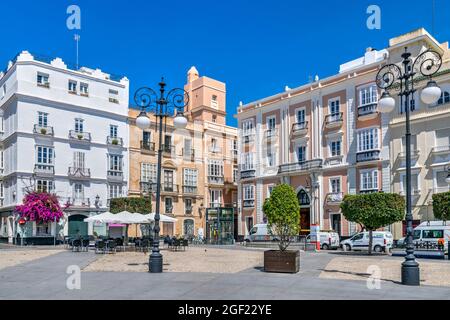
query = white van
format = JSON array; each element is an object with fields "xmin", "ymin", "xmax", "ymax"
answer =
[
  {"xmin": 306, "ymin": 231, "xmax": 340, "ymax": 250},
  {"xmin": 413, "ymin": 221, "xmax": 450, "ymax": 252},
  {"xmin": 340, "ymin": 231, "xmax": 393, "ymax": 253},
  {"xmin": 244, "ymin": 224, "xmax": 279, "ymax": 242}
]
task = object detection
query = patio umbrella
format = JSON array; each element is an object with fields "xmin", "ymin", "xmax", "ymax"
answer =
[
  {"xmin": 146, "ymin": 213, "xmax": 178, "ymax": 223},
  {"xmin": 84, "ymin": 212, "xmax": 121, "ymax": 224},
  {"xmin": 114, "ymin": 211, "xmax": 153, "ymax": 224}
]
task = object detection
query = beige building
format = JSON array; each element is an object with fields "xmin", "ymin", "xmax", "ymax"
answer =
[
  {"xmin": 128, "ymin": 67, "xmax": 238, "ymax": 238},
  {"xmin": 387, "ymin": 29, "xmax": 450, "ymax": 239}
]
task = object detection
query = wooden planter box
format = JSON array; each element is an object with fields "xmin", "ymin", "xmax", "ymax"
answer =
[{"xmin": 264, "ymin": 250, "xmax": 300, "ymax": 274}]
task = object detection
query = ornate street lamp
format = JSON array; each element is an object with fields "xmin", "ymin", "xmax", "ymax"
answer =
[
  {"xmin": 134, "ymin": 79, "xmax": 189, "ymax": 273},
  {"xmin": 376, "ymin": 47, "xmax": 442, "ymax": 286}
]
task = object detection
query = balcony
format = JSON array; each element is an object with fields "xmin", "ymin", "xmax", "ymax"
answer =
[
  {"xmin": 324, "ymin": 113, "xmax": 344, "ymax": 129},
  {"xmin": 69, "ymin": 131, "xmax": 91, "ymax": 143},
  {"xmin": 209, "ymin": 202, "xmax": 222, "ymax": 209},
  {"xmin": 185, "ymin": 207, "xmax": 193, "ymax": 215},
  {"xmin": 183, "ymin": 185, "xmax": 198, "ymax": 194},
  {"xmin": 107, "ymin": 136, "xmax": 123, "ymax": 147},
  {"xmin": 242, "ymin": 134, "xmax": 255, "ymax": 144},
  {"xmin": 433, "ymin": 186, "xmax": 450, "ymax": 194},
  {"xmin": 33, "ymin": 125, "xmax": 54, "ymax": 137},
  {"xmin": 34, "ymin": 164, "xmax": 54, "ymax": 176},
  {"xmin": 208, "ymin": 176, "xmax": 224, "ymax": 185},
  {"xmin": 431, "ymin": 145, "xmax": 450, "ymax": 155},
  {"xmin": 161, "ymin": 184, "xmax": 179, "ymax": 194},
  {"xmin": 140, "ymin": 181, "xmax": 156, "ymax": 194},
  {"xmin": 141, "ymin": 141, "xmax": 156, "ymax": 153},
  {"xmin": 240, "ymin": 169, "xmax": 256, "ymax": 180},
  {"xmin": 68, "ymin": 167, "xmax": 91, "ymax": 180},
  {"xmin": 326, "ymin": 192, "xmax": 344, "ymax": 205},
  {"xmin": 264, "ymin": 129, "xmax": 278, "ymax": 142},
  {"xmin": 398, "ymin": 149, "xmax": 420, "ymax": 161},
  {"xmin": 107, "ymin": 170, "xmax": 124, "ymax": 182},
  {"xmin": 359, "ymin": 189, "xmax": 381, "ymax": 194},
  {"xmin": 209, "ymin": 146, "xmax": 222, "ymax": 154},
  {"xmin": 292, "ymin": 122, "xmax": 308, "ymax": 136},
  {"xmin": 356, "ymin": 150, "xmax": 381, "ymax": 163},
  {"xmin": 161, "ymin": 144, "xmax": 175, "ymax": 157},
  {"xmin": 62, "ymin": 197, "xmax": 91, "ymax": 208},
  {"xmin": 357, "ymin": 103, "xmax": 379, "ymax": 120},
  {"xmin": 278, "ymin": 159, "xmax": 323, "ymax": 175},
  {"xmin": 400, "ymin": 189, "xmax": 421, "ymax": 197},
  {"xmin": 182, "ymin": 148, "xmax": 195, "ymax": 161},
  {"xmin": 232, "ymin": 150, "xmax": 238, "ymax": 161},
  {"xmin": 243, "ymin": 200, "xmax": 255, "ymax": 208}
]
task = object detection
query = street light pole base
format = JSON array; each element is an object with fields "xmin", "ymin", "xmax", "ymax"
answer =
[
  {"xmin": 401, "ymin": 263, "xmax": 420, "ymax": 286},
  {"xmin": 149, "ymin": 253, "xmax": 163, "ymax": 273}
]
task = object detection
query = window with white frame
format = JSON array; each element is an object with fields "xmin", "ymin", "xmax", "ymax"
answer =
[
  {"xmin": 36, "ymin": 146, "xmax": 54, "ymax": 166},
  {"xmin": 185, "ymin": 198, "xmax": 193, "ymax": 213},
  {"xmin": 80, "ymin": 83, "xmax": 89, "ymax": 95},
  {"xmin": 401, "ymin": 135, "xmax": 417, "ymax": 152},
  {"xmin": 296, "ymin": 108, "xmax": 306, "ymax": 124},
  {"xmin": 267, "ymin": 116, "xmax": 276, "ymax": 131},
  {"xmin": 360, "ymin": 170, "xmax": 378, "ymax": 191},
  {"xmin": 38, "ymin": 112, "xmax": 48, "ymax": 128},
  {"xmin": 401, "ymin": 96, "xmax": 417, "ymax": 113},
  {"xmin": 211, "ymin": 95, "xmax": 218, "ymax": 109},
  {"xmin": 329, "ymin": 98, "xmax": 340, "ymax": 115},
  {"xmin": 108, "ymin": 155, "xmax": 123, "ymax": 172},
  {"xmin": 209, "ymin": 189, "xmax": 222, "ymax": 208},
  {"xmin": 233, "ymin": 166, "xmax": 239, "ymax": 183},
  {"xmin": 437, "ymin": 91, "xmax": 450, "ymax": 105},
  {"xmin": 75, "ymin": 118, "xmax": 84, "ymax": 133},
  {"xmin": 357, "ymin": 128, "xmax": 379, "ymax": 152},
  {"xmin": 36, "ymin": 223, "xmax": 50, "ymax": 236},
  {"xmin": 141, "ymin": 163, "xmax": 157, "ymax": 183},
  {"xmin": 267, "ymin": 184, "xmax": 275, "ymax": 198},
  {"xmin": 165, "ymin": 197, "xmax": 173, "ymax": 214},
  {"xmin": 297, "ymin": 146, "xmax": 306, "ymax": 163},
  {"xmin": 36, "ymin": 180, "xmax": 54, "ymax": 193},
  {"xmin": 435, "ymin": 128, "xmax": 450, "ymax": 148},
  {"xmin": 68, "ymin": 80, "xmax": 77, "ymax": 93},
  {"xmin": 401, "ymin": 173, "xmax": 420, "ymax": 194},
  {"xmin": 73, "ymin": 152, "xmax": 85, "ymax": 169},
  {"xmin": 359, "ymin": 85, "xmax": 378, "ymax": 106},
  {"xmin": 108, "ymin": 184, "xmax": 123, "ymax": 199},
  {"xmin": 183, "ymin": 168, "xmax": 198, "ymax": 187},
  {"xmin": 110, "ymin": 125, "xmax": 118, "ymax": 138},
  {"xmin": 109, "ymin": 89, "xmax": 119, "ymax": 103},
  {"xmin": 436, "ymin": 171, "xmax": 450, "ymax": 192},
  {"xmin": 37, "ymin": 72, "xmax": 49, "ymax": 86},
  {"xmin": 208, "ymin": 160, "xmax": 224, "ymax": 181},
  {"xmin": 243, "ymin": 184, "xmax": 255, "ymax": 200},
  {"xmin": 329, "ymin": 139, "xmax": 342, "ymax": 157},
  {"xmin": 241, "ymin": 153, "xmax": 254, "ymax": 171},
  {"xmin": 267, "ymin": 151, "xmax": 276, "ymax": 167},
  {"xmin": 330, "ymin": 177, "xmax": 341, "ymax": 193},
  {"xmin": 242, "ymin": 119, "xmax": 254, "ymax": 137}
]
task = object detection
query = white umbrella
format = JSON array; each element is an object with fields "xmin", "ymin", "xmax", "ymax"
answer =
[
  {"xmin": 114, "ymin": 211, "xmax": 153, "ymax": 224},
  {"xmin": 84, "ymin": 212, "xmax": 121, "ymax": 223},
  {"xmin": 147, "ymin": 213, "xmax": 178, "ymax": 223}
]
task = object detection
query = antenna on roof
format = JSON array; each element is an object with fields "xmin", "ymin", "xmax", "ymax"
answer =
[{"xmin": 74, "ymin": 34, "xmax": 80, "ymax": 70}]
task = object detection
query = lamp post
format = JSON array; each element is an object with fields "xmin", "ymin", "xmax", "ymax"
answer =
[
  {"xmin": 134, "ymin": 79, "xmax": 189, "ymax": 273},
  {"xmin": 376, "ymin": 47, "xmax": 443, "ymax": 286}
]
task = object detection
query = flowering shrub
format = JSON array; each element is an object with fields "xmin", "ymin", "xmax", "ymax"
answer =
[{"xmin": 15, "ymin": 192, "xmax": 65, "ymax": 223}]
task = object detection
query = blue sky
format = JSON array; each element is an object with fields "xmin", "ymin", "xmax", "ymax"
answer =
[{"xmin": 1, "ymin": 0, "xmax": 449, "ymax": 127}]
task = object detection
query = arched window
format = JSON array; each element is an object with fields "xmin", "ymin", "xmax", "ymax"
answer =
[
  {"xmin": 297, "ymin": 190, "xmax": 310, "ymax": 206},
  {"xmin": 183, "ymin": 219, "xmax": 195, "ymax": 237},
  {"xmin": 437, "ymin": 91, "xmax": 450, "ymax": 105}
]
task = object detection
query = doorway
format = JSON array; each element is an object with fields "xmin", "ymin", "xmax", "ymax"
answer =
[
  {"xmin": 298, "ymin": 189, "xmax": 311, "ymax": 235},
  {"xmin": 331, "ymin": 213, "xmax": 342, "ymax": 236},
  {"xmin": 68, "ymin": 214, "xmax": 88, "ymax": 238}
]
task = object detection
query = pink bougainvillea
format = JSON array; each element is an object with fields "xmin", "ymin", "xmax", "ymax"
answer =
[{"xmin": 15, "ymin": 192, "xmax": 65, "ymax": 223}]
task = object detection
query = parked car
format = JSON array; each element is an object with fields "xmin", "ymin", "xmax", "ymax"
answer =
[
  {"xmin": 340, "ymin": 231, "xmax": 393, "ymax": 253},
  {"xmin": 413, "ymin": 221, "xmax": 450, "ymax": 252},
  {"xmin": 306, "ymin": 230, "xmax": 340, "ymax": 250},
  {"xmin": 244, "ymin": 224, "xmax": 279, "ymax": 242}
]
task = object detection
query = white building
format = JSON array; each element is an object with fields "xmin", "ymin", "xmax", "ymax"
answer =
[{"xmin": 0, "ymin": 51, "xmax": 130, "ymax": 244}]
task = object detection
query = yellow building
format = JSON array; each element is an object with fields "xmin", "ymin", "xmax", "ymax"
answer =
[{"xmin": 128, "ymin": 67, "xmax": 238, "ymax": 237}]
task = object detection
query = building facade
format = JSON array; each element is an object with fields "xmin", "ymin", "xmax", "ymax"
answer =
[
  {"xmin": 236, "ymin": 29, "xmax": 450, "ymax": 239},
  {"xmin": 0, "ymin": 51, "xmax": 130, "ymax": 244},
  {"xmin": 128, "ymin": 67, "xmax": 238, "ymax": 238}
]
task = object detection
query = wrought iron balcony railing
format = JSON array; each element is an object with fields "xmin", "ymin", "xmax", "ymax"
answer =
[
  {"xmin": 278, "ymin": 159, "xmax": 323, "ymax": 174},
  {"xmin": 240, "ymin": 170, "xmax": 256, "ymax": 179},
  {"xmin": 243, "ymin": 200, "xmax": 255, "ymax": 208},
  {"xmin": 292, "ymin": 122, "xmax": 308, "ymax": 135},
  {"xmin": 107, "ymin": 170, "xmax": 124, "ymax": 182},
  {"xmin": 62, "ymin": 197, "xmax": 91, "ymax": 208},
  {"xmin": 33, "ymin": 125, "xmax": 54, "ymax": 136},
  {"xmin": 161, "ymin": 144, "xmax": 175, "ymax": 156},
  {"xmin": 326, "ymin": 192, "xmax": 344, "ymax": 204},
  {"xmin": 34, "ymin": 164, "xmax": 55, "ymax": 176},
  {"xmin": 357, "ymin": 103, "xmax": 378, "ymax": 118},
  {"xmin": 183, "ymin": 186, "xmax": 198, "ymax": 194},
  {"xmin": 141, "ymin": 141, "xmax": 156, "ymax": 152},
  {"xmin": 356, "ymin": 150, "xmax": 381, "ymax": 163},
  {"xmin": 69, "ymin": 130, "xmax": 91, "ymax": 142},
  {"xmin": 68, "ymin": 167, "xmax": 91, "ymax": 179},
  {"xmin": 107, "ymin": 136, "xmax": 123, "ymax": 146},
  {"xmin": 208, "ymin": 176, "xmax": 225, "ymax": 185},
  {"xmin": 325, "ymin": 112, "xmax": 344, "ymax": 127}
]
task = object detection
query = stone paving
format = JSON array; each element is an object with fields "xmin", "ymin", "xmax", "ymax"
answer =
[{"xmin": 0, "ymin": 246, "xmax": 450, "ymax": 300}]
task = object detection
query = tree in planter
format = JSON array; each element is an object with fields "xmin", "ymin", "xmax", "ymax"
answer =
[
  {"xmin": 432, "ymin": 191, "xmax": 450, "ymax": 222},
  {"xmin": 263, "ymin": 184, "xmax": 300, "ymax": 251},
  {"xmin": 340, "ymin": 193, "xmax": 405, "ymax": 255}
]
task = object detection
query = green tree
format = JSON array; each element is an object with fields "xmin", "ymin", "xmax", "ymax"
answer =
[
  {"xmin": 340, "ymin": 193, "xmax": 405, "ymax": 254},
  {"xmin": 109, "ymin": 197, "xmax": 152, "ymax": 214},
  {"xmin": 432, "ymin": 191, "xmax": 450, "ymax": 222},
  {"xmin": 263, "ymin": 184, "xmax": 300, "ymax": 251}
]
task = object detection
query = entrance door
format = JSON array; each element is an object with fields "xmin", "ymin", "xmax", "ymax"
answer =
[
  {"xmin": 331, "ymin": 214, "xmax": 342, "ymax": 236},
  {"xmin": 68, "ymin": 215, "xmax": 88, "ymax": 238},
  {"xmin": 300, "ymin": 208, "xmax": 311, "ymax": 235}
]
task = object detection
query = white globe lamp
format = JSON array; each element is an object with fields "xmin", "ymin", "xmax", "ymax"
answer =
[
  {"xmin": 378, "ymin": 91, "xmax": 396, "ymax": 113},
  {"xmin": 136, "ymin": 111, "xmax": 151, "ymax": 130},
  {"xmin": 173, "ymin": 113, "xmax": 188, "ymax": 129},
  {"xmin": 421, "ymin": 80, "xmax": 442, "ymax": 105}
]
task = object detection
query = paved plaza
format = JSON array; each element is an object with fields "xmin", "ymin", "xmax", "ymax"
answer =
[{"xmin": 0, "ymin": 245, "xmax": 450, "ymax": 300}]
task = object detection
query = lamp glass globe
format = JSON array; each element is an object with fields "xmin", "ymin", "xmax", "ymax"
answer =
[
  {"xmin": 378, "ymin": 94, "xmax": 396, "ymax": 113},
  {"xmin": 421, "ymin": 81, "xmax": 442, "ymax": 105},
  {"xmin": 173, "ymin": 114, "xmax": 188, "ymax": 129},
  {"xmin": 136, "ymin": 113, "xmax": 150, "ymax": 130}
]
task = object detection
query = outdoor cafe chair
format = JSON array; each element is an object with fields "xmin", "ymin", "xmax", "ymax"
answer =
[
  {"xmin": 95, "ymin": 240, "xmax": 106, "ymax": 254},
  {"xmin": 72, "ymin": 239, "xmax": 82, "ymax": 252},
  {"xmin": 82, "ymin": 239, "xmax": 90, "ymax": 252},
  {"xmin": 182, "ymin": 239, "xmax": 189, "ymax": 251},
  {"xmin": 106, "ymin": 240, "xmax": 117, "ymax": 254}
]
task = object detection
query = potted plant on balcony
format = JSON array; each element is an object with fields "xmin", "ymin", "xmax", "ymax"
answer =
[
  {"xmin": 77, "ymin": 134, "xmax": 83, "ymax": 140},
  {"xmin": 262, "ymin": 184, "xmax": 301, "ymax": 273},
  {"xmin": 112, "ymin": 138, "xmax": 119, "ymax": 145},
  {"xmin": 40, "ymin": 128, "xmax": 47, "ymax": 135}
]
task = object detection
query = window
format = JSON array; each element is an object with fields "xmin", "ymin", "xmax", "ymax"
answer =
[
  {"xmin": 296, "ymin": 109, "xmax": 306, "ymax": 124},
  {"xmin": 359, "ymin": 85, "xmax": 378, "ymax": 106},
  {"xmin": 267, "ymin": 116, "xmax": 276, "ymax": 131},
  {"xmin": 211, "ymin": 95, "xmax": 218, "ymax": 109},
  {"xmin": 435, "ymin": 128, "xmax": 450, "ymax": 148},
  {"xmin": 209, "ymin": 189, "xmax": 222, "ymax": 208},
  {"xmin": 437, "ymin": 91, "xmax": 450, "ymax": 105},
  {"xmin": 73, "ymin": 152, "xmax": 85, "ymax": 169},
  {"xmin": 141, "ymin": 163, "xmax": 157, "ymax": 183},
  {"xmin": 297, "ymin": 146, "xmax": 306, "ymax": 163},
  {"xmin": 184, "ymin": 219, "xmax": 195, "ymax": 236},
  {"xmin": 242, "ymin": 119, "xmax": 254, "ymax": 137},
  {"xmin": 110, "ymin": 125, "xmax": 118, "ymax": 138},
  {"xmin": 246, "ymin": 217, "xmax": 254, "ymax": 233},
  {"xmin": 36, "ymin": 146, "xmax": 54, "ymax": 165},
  {"xmin": 109, "ymin": 89, "xmax": 119, "ymax": 103},
  {"xmin": 422, "ymin": 230, "xmax": 444, "ymax": 239},
  {"xmin": 108, "ymin": 155, "xmax": 123, "ymax": 172},
  {"xmin": 212, "ymin": 115, "xmax": 217, "ymax": 123},
  {"xmin": 330, "ymin": 140, "xmax": 342, "ymax": 157},
  {"xmin": 402, "ymin": 135, "xmax": 417, "ymax": 152},
  {"xmin": 185, "ymin": 199, "xmax": 193, "ymax": 214},
  {"xmin": 360, "ymin": 170, "xmax": 378, "ymax": 191},
  {"xmin": 184, "ymin": 139, "xmax": 192, "ymax": 157},
  {"xmin": 164, "ymin": 135, "xmax": 172, "ymax": 147},
  {"xmin": 330, "ymin": 178, "xmax": 341, "ymax": 193},
  {"xmin": 1, "ymin": 84, "xmax": 6, "ymax": 99},
  {"xmin": 164, "ymin": 170, "xmax": 174, "ymax": 189},
  {"xmin": 211, "ymin": 138, "xmax": 219, "ymax": 152},
  {"xmin": 241, "ymin": 153, "xmax": 254, "ymax": 171},
  {"xmin": 401, "ymin": 173, "xmax": 420, "ymax": 194},
  {"xmin": 68, "ymin": 80, "xmax": 77, "ymax": 93},
  {"xmin": 73, "ymin": 183, "xmax": 84, "ymax": 199},
  {"xmin": 36, "ymin": 180, "xmax": 54, "ymax": 193},
  {"xmin": 80, "ymin": 83, "xmax": 89, "ymax": 96},
  {"xmin": 0, "ymin": 151, "xmax": 3, "ymax": 170},
  {"xmin": 243, "ymin": 185, "xmax": 255, "ymax": 200},
  {"xmin": 357, "ymin": 128, "xmax": 379, "ymax": 152},
  {"xmin": 208, "ymin": 160, "xmax": 224, "ymax": 183},
  {"xmin": 36, "ymin": 223, "xmax": 50, "ymax": 236},
  {"xmin": 267, "ymin": 151, "xmax": 276, "ymax": 167},
  {"xmin": 329, "ymin": 98, "xmax": 340, "ymax": 116},
  {"xmin": 38, "ymin": 112, "xmax": 48, "ymax": 128},
  {"xmin": 165, "ymin": 198, "xmax": 173, "ymax": 214},
  {"xmin": 108, "ymin": 184, "xmax": 123, "ymax": 199},
  {"xmin": 143, "ymin": 131, "xmax": 151, "ymax": 144},
  {"xmin": 232, "ymin": 140, "xmax": 238, "ymax": 154},
  {"xmin": 75, "ymin": 118, "xmax": 84, "ymax": 133},
  {"xmin": 37, "ymin": 72, "xmax": 49, "ymax": 86},
  {"xmin": 436, "ymin": 170, "xmax": 450, "ymax": 191},
  {"xmin": 183, "ymin": 168, "xmax": 198, "ymax": 187},
  {"xmin": 267, "ymin": 185, "xmax": 275, "ymax": 198},
  {"xmin": 233, "ymin": 166, "xmax": 239, "ymax": 183},
  {"xmin": 401, "ymin": 96, "xmax": 416, "ymax": 113}
]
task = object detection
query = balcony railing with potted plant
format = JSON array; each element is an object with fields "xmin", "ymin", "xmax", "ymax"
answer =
[
  {"xmin": 107, "ymin": 170, "xmax": 124, "ymax": 182},
  {"xmin": 357, "ymin": 103, "xmax": 378, "ymax": 119},
  {"xmin": 107, "ymin": 136, "xmax": 123, "ymax": 147},
  {"xmin": 324, "ymin": 112, "xmax": 344, "ymax": 128},
  {"xmin": 208, "ymin": 176, "xmax": 224, "ymax": 185},
  {"xmin": 292, "ymin": 122, "xmax": 308, "ymax": 136},
  {"xmin": 356, "ymin": 150, "xmax": 381, "ymax": 163},
  {"xmin": 141, "ymin": 141, "xmax": 156, "ymax": 153},
  {"xmin": 161, "ymin": 144, "xmax": 175, "ymax": 156},
  {"xmin": 61, "ymin": 197, "xmax": 91, "ymax": 208},
  {"xmin": 183, "ymin": 185, "xmax": 198, "ymax": 194},
  {"xmin": 33, "ymin": 125, "xmax": 54, "ymax": 136},
  {"xmin": 68, "ymin": 167, "xmax": 91, "ymax": 180},
  {"xmin": 278, "ymin": 159, "xmax": 323, "ymax": 175},
  {"xmin": 69, "ymin": 130, "xmax": 92, "ymax": 143},
  {"xmin": 243, "ymin": 199, "xmax": 255, "ymax": 208},
  {"xmin": 326, "ymin": 192, "xmax": 344, "ymax": 205},
  {"xmin": 34, "ymin": 164, "xmax": 55, "ymax": 176}
]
